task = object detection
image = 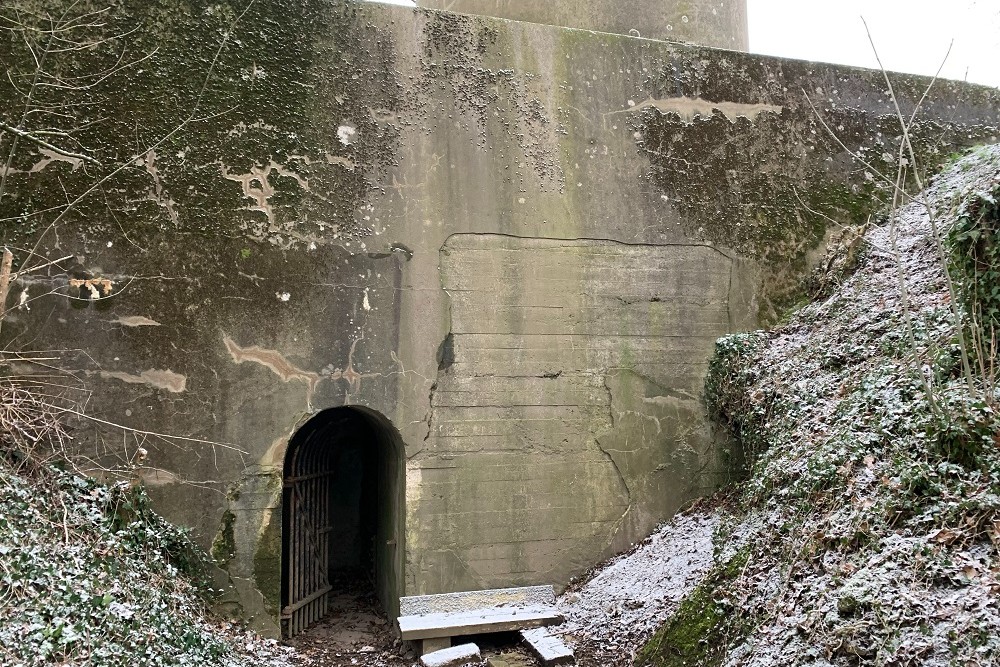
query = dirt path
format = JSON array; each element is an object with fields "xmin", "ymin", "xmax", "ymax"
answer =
[
  {"xmin": 285, "ymin": 590, "xmax": 412, "ymax": 667},
  {"xmin": 283, "ymin": 508, "xmax": 719, "ymax": 666}
]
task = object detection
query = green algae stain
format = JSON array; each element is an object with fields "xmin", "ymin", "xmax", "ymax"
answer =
[
  {"xmin": 211, "ymin": 509, "xmax": 237, "ymax": 567},
  {"xmin": 0, "ymin": 0, "xmax": 402, "ymax": 249},
  {"xmin": 631, "ymin": 50, "xmax": 1000, "ymax": 324},
  {"xmin": 253, "ymin": 510, "xmax": 283, "ymax": 619}
]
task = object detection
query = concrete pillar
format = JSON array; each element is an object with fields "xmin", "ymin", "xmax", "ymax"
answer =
[{"xmin": 415, "ymin": 0, "xmax": 749, "ymax": 51}]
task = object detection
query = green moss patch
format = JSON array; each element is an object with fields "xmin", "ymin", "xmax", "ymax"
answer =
[{"xmin": 635, "ymin": 550, "xmax": 749, "ymax": 667}]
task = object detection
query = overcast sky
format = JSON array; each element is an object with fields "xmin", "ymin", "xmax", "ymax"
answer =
[
  {"xmin": 749, "ymin": 1, "xmax": 1000, "ymax": 88},
  {"xmin": 367, "ymin": 0, "xmax": 1000, "ymax": 88}
]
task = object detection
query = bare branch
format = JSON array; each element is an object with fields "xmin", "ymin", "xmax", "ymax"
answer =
[
  {"xmin": 861, "ymin": 17, "xmax": 977, "ymax": 397},
  {"xmin": 0, "ymin": 120, "xmax": 100, "ymax": 165},
  {"xmin": 44, "ymin": 404, "xmax": 248, "ymax": 454},
  {"xmin": 13, "ymin": 253, "xmax": 74, "ymax": 278},
  {"xmin": 0, "ymin": 248, "xmax": 13, "ymax": 336},
  {"xmin": 21, "ymin": 0, "xmax": 259, "ymax": 263},
  {"xmin": 800, "ymin": 89, "xmax": 907, "ymax": 201}
]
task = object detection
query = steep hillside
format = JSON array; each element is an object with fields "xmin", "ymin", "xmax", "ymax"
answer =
[
  {"xmin": 640, "ymin": 146, "xmax": 1000, "ymax": 667},
  {"xmin": 0, "ymin": 389, "xmax": 293, "ymax": 667}
]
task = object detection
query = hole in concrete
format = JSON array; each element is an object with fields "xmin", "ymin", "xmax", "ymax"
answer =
[{"xmin": 280, "ymin": 406, "xmax": 404, "ymax": 639}]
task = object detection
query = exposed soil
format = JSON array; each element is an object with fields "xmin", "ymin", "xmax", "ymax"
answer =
[
  {"xmin": 285, "ymin": 588, "xmax": 412, "ymax": 667},
  {"xmin": 284, "ymin": 591, "xmax": 542, "ymax": 667}
]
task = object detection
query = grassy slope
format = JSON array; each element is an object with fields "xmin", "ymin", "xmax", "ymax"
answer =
[
  {"xmin": 0, "ymin": 450, "xmax": 291, "ymax": 667},
  {"xmin": 639, "ymin": 146, "xmax": 1000, "ymax": 667}
]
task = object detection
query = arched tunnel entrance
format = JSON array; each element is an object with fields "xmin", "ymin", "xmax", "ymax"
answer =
[{"xmin": 280, "ymin": 406, "xmax": 404, "ymax": 638}]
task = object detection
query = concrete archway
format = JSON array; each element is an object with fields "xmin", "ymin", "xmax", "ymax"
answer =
[{"xmin": 280, "ymin": 406, "xmax": 405, "ymax": 638}]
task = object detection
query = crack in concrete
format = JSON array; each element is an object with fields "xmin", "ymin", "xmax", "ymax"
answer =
[
  {"xmin": 111, "ymin": 315, "xmax": 162, "ymax": 327},
  {"xmin": 222, "ymin": 332, "xmax": 382, "ymax": 410},
  {"xmin": 218, "ymin": 159, "xmax": 308, "ymax": 225},
  {"xmin": 29, "ymin": 147, "xmax": 83, "ymax": 173},
  {"xmin": 441, "ymin": 231, "xmax": 739, "ymax": 261},
  {"xmin": 142, "ymin": 149, "xmax": 179, "ymax": 225},
  {"xmin": 598, "ymin": 374, "xmax": 632, "ymax": 534}
]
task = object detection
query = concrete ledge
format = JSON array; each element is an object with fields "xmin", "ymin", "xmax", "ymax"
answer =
[
  {"xmin": 400, "ymin": 585, "xmax": 556, "ymax": 616},
  {"xmin": 399, "ymin": 606, "xmax": 564, "ymax": 640}
]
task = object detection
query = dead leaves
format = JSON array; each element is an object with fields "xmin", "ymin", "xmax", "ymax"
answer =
[
  {"xmin": 928, "ymin": 527, "xmax": 961, "ymax": 546},
  {"xmin": 991, "ymin": 518, "xmax": 1000, "ymax": 551},
  {"xmin": 69, "ymin": 277, "xmax": 113, "ymax": 300}
]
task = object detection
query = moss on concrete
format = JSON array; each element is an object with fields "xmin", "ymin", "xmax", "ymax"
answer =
[
  {"xmin": 253, "ymin": 511, "xmax": 282, "ymax": 619},
  {"xmin": 633, "ymin": 48, "xmax": 1000, "ymax": 322},
  {"xmin": 635, "ymin": 549, "xmax": 750, "ymax": 667},
  {"xmin": 211, "ymin": 509, "xmax": 237, "ymax": 567},
  {"xmin": 0, "ymin": 0, "xmax": 402, "ymax": 249}
]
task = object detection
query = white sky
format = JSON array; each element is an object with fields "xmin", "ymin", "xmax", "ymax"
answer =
[
  {"xmin": 366, "ymin": 0, "xmax": 1000, "ymax": 88},
  {"xmin": 749, "ymin": 1, "xmax": 1000, "ymax": 88}
]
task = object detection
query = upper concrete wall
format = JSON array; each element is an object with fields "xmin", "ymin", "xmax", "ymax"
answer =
[
  {"xmin": 2, "ymin": 0, "xmax": 999, "ymax": 636},
  {"xmin": 416, "ymin": 0, "xmax": 749, "ymax": 50}
]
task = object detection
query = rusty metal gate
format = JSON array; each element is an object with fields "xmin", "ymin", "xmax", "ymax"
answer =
[
  {"xmin": 281, "ymin": 424, "xmax": 335, "ymax": 638},
  {"xmin": 281, "ymin": 407, "xmax": 402, "ymax": 638}
]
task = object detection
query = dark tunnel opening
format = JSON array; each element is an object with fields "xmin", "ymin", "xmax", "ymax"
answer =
[{"xmin": 280, "ymin": 406, "xmax": 404, "ymax": 638}]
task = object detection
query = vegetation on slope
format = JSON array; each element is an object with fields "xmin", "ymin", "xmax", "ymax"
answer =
[
  {"xmin": 0, "ymin": 382, "xmax": 291, "ymax": 667},
  {"xmin": 639, "ymin": 146, "xmax": 1000, "ymax": 667}
]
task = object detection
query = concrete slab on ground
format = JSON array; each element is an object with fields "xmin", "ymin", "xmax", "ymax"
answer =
[
  {"xmin": 521, "ymin": 628, "xmax": 574, "ymax": 665},
  {"xmin": 421, "ymin": 643, "xmax": 481, "ymax": 667}
]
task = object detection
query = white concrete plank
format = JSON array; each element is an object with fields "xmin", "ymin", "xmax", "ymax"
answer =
[
  {"xmin": 421, "ymin": 642, "xmax": 480, "ymax": 666},
  {"xmin": 400, "ymin": 585, "xmax": 555, "ymax": 616},
  {"xmin": 398, "ymin": 605, "xmax": 563, "ymax": 640},
  {"xmin": 521, "ymin": 627, "xmax": 575, "ymax": 665}
]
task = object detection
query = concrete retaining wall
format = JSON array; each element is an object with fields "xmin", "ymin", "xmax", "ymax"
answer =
[
  {"xmin": 416, "ymin": 0, "xmax": 749, "ymax": 50},
  {"xmin": 1, "ymin": 0, "xmax": 998, "ymax": 636}
]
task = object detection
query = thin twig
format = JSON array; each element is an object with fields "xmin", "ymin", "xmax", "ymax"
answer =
[
  {"xmin": 0, "ymin": 248, "xmax": 13, "ymax": 338},
  {"xmin": 19, "ymin": 0, "xmax": 258, "ymax": 271},
  {"xmin": 861, "ymin": 17, "xmax": 978, "ymax": 398}
]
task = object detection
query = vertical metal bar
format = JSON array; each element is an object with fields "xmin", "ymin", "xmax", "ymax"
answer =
[
  {"xmin": 309, "ymin": 474, "xmax": 315, "ymax": 629},
  {"xmin": 308, "ymin": 476, "xmax": 315, "ymax": 627},
  {"xmin": 292, "ymin": 482, "xmax": 302, "ymax": 634},
  {"xmin": 292, "ymin": 485, "xmax": 299, "ymax": 637},
  {"xmin": 321, "ymin": 469, "xmax": 329, "ymax": 619},
  {"xmin": 301, "ymin": 478, "xmax": 307, "ymax": 633},
  {"xmin": 309, "ymin": 450, "xmax": 317, "ymax": 628},
  {"xmin": 295, "ymin": 486, "xmax": 302, "ymax": 636},
  {"xmin": 299, "ymin": 479, "xmax": 307, "ymax": 630},
  {"xmin": 285, "ymin": 420, "xmax": 356, "ymax": 638},
  {"xmin": 317, "ymin": 471, "xmax": 324, "ymax": 620},
  {"xmin": 289, "ymin": 483, "xmax": 296, "ymax": 638},
  {"xmin": 295, "ymin": 483, "xmax": 303, "ymax": 635}
]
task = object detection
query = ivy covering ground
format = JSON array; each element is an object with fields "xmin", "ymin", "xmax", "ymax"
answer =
[
  {"xmin": 0, "ymin": 426, "xmax": 294, "ymax": 666},
  {"xmin": 640, "ymin": 146, "xmax": 1000, "ymax": 667}
]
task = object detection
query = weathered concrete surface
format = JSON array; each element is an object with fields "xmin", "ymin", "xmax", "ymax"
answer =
[
  {"xmin": 416, "ymin": 0, "xmax": 749, "ymax": 50},
  {"xmin": 414, "ymin": 235, "xmax": 740, "ymax": 589},
  {"xmin": 399, "ymin": 606, "xmax": 563, "ymax": 640},
  {"xmin": 520, "ymin": 627, "xmax": 575, "ymax": 665},
  {"xmin": 2, "ymin": 0, "xmax": 999, "ymax": 636},
  {"xmin": 400, "ymin": 585, "xmax": 555, "ymax": 615}
]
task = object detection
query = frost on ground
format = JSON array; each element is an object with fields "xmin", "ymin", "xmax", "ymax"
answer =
[
  {"xmin": 559, "ymin": 509, "xmax": 719, "ymax": 666},
  {"xmin": 0, "ymin": 405, "xmax": 295, "ymax": 667},
  {"xmin": 639, "ymin": 146, "xmax": 1000, "ymax": 667}
]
